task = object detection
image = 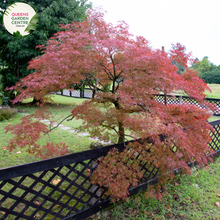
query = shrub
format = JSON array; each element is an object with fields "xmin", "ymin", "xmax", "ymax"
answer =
[{"xmin": 0, "ymin": 107, "xmax": 17, "ymax": 121}]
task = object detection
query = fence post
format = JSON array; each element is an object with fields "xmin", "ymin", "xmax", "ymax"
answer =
[
  {"xmin": 80, "ymin": 90, "xmax": 84, "ymax": 98},
  {"xmin": 179, "ymin": 96, "xmax": 182, "ymax": 104}
]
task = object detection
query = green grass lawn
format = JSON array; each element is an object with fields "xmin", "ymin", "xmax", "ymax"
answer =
[
  {"xmin": 0, "ymin": 95, "xmax": 94, "ymax": 168},
  {"xmin": 172, "ymin": 83, "xmax": 220, "ymax": 99},
  {"xmin": 205, "ymin": 84, "xmax": 220, "ymax": 121},
  {"xmin": 205, "ymin": 84, "xmax": 220, "ymax": 99},
  {"xmin": 20, "ymin": 95, "xmax": 86, "ymax": 129}
]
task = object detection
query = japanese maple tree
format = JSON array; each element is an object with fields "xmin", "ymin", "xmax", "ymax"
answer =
[{"xmin": 6, "ymin": 9, "xmax": 216, "ymax": 200}]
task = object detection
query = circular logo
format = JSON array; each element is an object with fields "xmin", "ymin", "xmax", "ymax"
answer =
[{"xmin": 3, "ymin": 2, "xmax": 38, "ymax": 36}]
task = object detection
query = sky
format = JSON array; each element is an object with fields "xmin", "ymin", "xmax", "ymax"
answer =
[{"xmin": 90, "ymin": 0, "xmax": 220, "ymax": 65}]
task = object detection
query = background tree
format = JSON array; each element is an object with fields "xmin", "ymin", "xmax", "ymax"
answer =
[
  {"xmin": 172, "ymin": 61, "xmax": 185, "ymax": 74},
  {"xmin": 202, "ymin": 68, "xmax": 220, "ymax": 84},
  {"xmin": 0, "ymin": 0, "xmax": 91, "ymax": 101},
  {"xmin": 6, "ymin": 9, "xmax": 216, "ymax": 201},
  {"xmin": 191, "ymin": 56, "xmax": 220, "ymax": 84},
  {"xmin": 191, "ymin": 56, "xmax": 215, "ymax": 77}
]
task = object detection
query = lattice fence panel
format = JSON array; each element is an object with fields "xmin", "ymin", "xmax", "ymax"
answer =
[
  {"xmin": 70, "ymin": 91, "xmax": 81, "ymax": 98},
  {"xmin": 0, "ymin": 151, "xmax": 163, "ymax": 220},
  {"xmin": 207, "ymin": 99, "xmax": 220, "ymax": 116},
  {"xmin": 154, "ymin": 95, "xmax": 220, "ymax": 116},
  {"xmin": 55, "ymin": 91, "xmax": 220, "ymax": 115},
  {"xmin": 83, "ymin": 89, "xmax": 93, "ymax": 99},
  {"xmin": 154, "ymin": 95, "xmax": 165, "ymax": 104},
  {"xmin": 138, "ymin": 161, "xmax": 158, "ymax": 183},
  {"xmin": 182, "ymin": 96, "xmax": 198, "ymax": 106},
  {"xmin": 166, "ymin": 96, "xmax": 179, "ymax": 105},
  {"xmin": 154, "ymin": 95, "xmax": 181, "ymax": 105},
  {"xmin": 209, "ymin": 124, "xmax": 220, "ymax": 151},
  {"xmin": 62, "ymin": 90, "xmax": 71, "ymax": 97},
  {"xmin": 0, "ymin": 159, "xmax": 108, "ymax": 220}
]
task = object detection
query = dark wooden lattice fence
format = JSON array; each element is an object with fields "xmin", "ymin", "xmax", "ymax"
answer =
[
  {"xmin": 56, "ymin": 89, "xmax": 220, "ymax": 115},
  {"xmin": 1, "ymin": 120, "xmax": 220, "ymax": 220},
  {"xmin": 154, "ymin": 95, "xmax": 220, "ymax": 116},
  {"xmin": 56, "ymin": 89, "xmax": 93, "ymax": 99}
]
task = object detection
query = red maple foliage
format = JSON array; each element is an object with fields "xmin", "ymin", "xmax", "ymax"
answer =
[{"xmin": 6, "ymin": 9, "xmax": 216, "ymax": 201}]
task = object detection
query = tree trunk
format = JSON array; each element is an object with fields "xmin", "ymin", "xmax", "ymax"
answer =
[
  {"xmin": 113, "ymin": 99, "xmax": 125, "ymax": 143},
  {"xmin": 92, "ymin": 89, "xmax": 96, "ymax": 98},
  {"xmin": 118, "ymin": 121, "xmax": 125, "ymax": 143}
]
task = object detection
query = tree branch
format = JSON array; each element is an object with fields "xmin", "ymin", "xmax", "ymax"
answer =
[
  {"xmin": 100, "ymin": 63, "xmax": 113, "ymax": 80},
  {"xmin": 47, "ymin": 114, "xmax": 73, "ymax": 133}
]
